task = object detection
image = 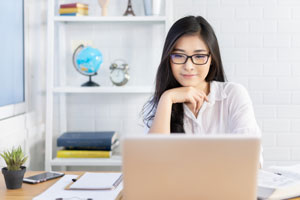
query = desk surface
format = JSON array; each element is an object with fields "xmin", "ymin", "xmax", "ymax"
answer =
[
  {"xmin": 2, "ymin": 171, "xmax": 300, "ymax": 200},
  {"xmin": 0, "ymin": 171, "xmax": 83, "ymax": 200}
]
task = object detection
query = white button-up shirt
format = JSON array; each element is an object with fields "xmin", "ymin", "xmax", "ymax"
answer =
[
  {"xmin": 146, "ymin": 81, "xmax": 263, "ymax": 165},
  {"xmin": 183, "ymin": 81, "xmax": 261, "ymax": 135}
]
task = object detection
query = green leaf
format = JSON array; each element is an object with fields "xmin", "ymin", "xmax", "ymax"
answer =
[{"xmin": 0, "ymin": 145, "xmax": 27, "ymax": 171}]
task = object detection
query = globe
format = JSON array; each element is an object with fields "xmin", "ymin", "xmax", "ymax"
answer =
[{"xmin": 72, "ymin": 44, "xmax": 103, "ymax": 86}]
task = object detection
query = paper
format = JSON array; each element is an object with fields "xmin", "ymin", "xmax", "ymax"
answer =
[
  {"xmin": 70, "ymin": 172, "xmax": 122, "ymax": 190},
  {"xmin": 268, "ymin": 164, "xmax": 300, "ymax": 181},
  {"xmin": 33, "ymin": 175, "xmax": 123, "ymax": 200},
  {"xmin": 257, "ymin": 166, "xmax": 300, "ymax": 200},
  {"xmin": 258, "ymin": 170, "xmax": 296, "ymax": 188}
]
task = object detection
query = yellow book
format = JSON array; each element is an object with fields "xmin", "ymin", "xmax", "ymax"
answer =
[
  {"xmin": 57, "ymin": 150, "xmax": 111, "ymax": 158},
  {"xmin": 59, "ymin": 8, "xmax": 88, "ymax": 15}
]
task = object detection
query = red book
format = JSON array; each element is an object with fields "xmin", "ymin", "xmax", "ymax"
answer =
[{"xmin": 60, "ymin": 3, "xmax": 88, "ymax": 9}]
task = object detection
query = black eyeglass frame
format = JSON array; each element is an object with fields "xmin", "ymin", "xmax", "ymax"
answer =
[{"xmin": 170, "ymin": 53, "xmax": 211, "ymax": 65}]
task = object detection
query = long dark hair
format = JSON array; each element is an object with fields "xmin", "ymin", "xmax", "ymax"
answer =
[{"xmin": 142, "ymin": 16, "xmax": 226, "ymax": 133}]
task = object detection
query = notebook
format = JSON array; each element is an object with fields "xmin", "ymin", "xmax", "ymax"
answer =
[
  {"xmin": 65, "ymin": 172, "xmax": 122, "ymax": 190},
  {"xmin": 122, "ymin": 134, "xmax": 261, "ymax": 200},
  {"xmin": 33, "ymin": 175, "xmax": 123, "ymax": 200}
]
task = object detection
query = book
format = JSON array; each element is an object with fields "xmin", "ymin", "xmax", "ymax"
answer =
[
  {"xmin": 60, "ymin": 3, "xmax": 88, "ymax": 9},
  {"xmin": 65, "ymin": 172, "xmax": 122, "ymax": 190},
  {"xmin": 60, "ymin": 13, "xmax": 86, "ymax": 17},
  {"xmin": 257, "ymin": 164, "xmax": 300, "ymax": 199},
  {"xmin": 57, "ymin": 131, "xmax": 118, "ymax": 151},
  {"xmin": 57, "ymin": 150, "xmax": 111, "ymax": 158},
  {"xmin": 65, "ymin": 139, "xmax": 119, "ymax": 151},
  {"xmin": 59, "ymin": 8, "xmax": 88, "ymax": 15}
]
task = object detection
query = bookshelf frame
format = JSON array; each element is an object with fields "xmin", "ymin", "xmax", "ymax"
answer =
[{"xmin": 45, "ymin": 0, "xmax": 173, "ymax": 171}]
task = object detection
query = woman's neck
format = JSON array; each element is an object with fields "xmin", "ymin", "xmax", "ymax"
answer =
[{"xmin": 196, "ymin": 81, "xmax": 210, "ymax": 95}]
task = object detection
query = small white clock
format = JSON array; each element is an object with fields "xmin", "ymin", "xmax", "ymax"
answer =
[{"xmin": 109, "ymin": 59, "xmax": 130, "ymax": 86}]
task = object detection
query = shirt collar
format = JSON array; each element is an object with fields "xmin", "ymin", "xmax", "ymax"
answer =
[
  {"xmin": 207, "ymin": 81, "xmax": 227, "ymax": 106},
  {"xmin": 183, "ymin": 81, "xmax": 228, "ymax": 120}
]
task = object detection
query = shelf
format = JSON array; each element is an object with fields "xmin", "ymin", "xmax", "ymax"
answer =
[
  {"xmin": 45, "ymin": 0, "xmax": 172, "ymax": 171},
  {"xmin": 53, "ymin": 16, "xmax": 167, "ymax": 22},
  {"xmin": 52, "ymin": 86, "xmax": 154, "ymax": 94},
  {"xmin": 50, "ymin": 155, "xmax": 122, "ymax": 166}
]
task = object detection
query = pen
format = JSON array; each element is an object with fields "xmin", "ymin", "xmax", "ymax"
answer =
[
  {"xmin": 113, "ymin": 174, "xmax": 123, "ymax": 189},
  {"xmin": 70, "ymin": 174, "xmax": 122, "ymax": 190}
]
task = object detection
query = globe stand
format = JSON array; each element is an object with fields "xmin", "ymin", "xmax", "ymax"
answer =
[{"xmin": 81, "ymin": 75, "xmax": 100, "ymax": 87}]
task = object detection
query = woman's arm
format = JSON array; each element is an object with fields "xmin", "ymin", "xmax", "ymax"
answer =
[
  {"xmin": 227, "ymin": 84, "xmax": 259, "ymax": 134},
  {"xmin": 148, "ymin": 87, "xmax": 209, "ymax": 134},
  {"xmin": 226, "ymin": 83, "xmax": 263, "ymax": 167},
  {"xmin": 148, "ymin": 92, "xmax": 173, "ymax": 134}
]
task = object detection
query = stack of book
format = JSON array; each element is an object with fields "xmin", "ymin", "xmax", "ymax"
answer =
[
  {"xmin": 56, "ymin": 131, "xmax": 119, "ymax": 158},
  {"xmin": 59, "ymin": 3, "xmax": 89, "ymax": 16}
]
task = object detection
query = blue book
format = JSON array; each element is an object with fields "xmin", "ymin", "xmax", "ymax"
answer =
[
  {"xmin": 57, "ymin": 131, "xmax": 118, "ymax": 151},
  {"xmin": 60, "ymin": 13, "xmax": 86, "ymax": 16}
]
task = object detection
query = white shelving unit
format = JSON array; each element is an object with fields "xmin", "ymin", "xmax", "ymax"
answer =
[
  {"xmin": 53, "ymin": 86, "xmax": 153, "ymax": 94},
  {"xmin": 54, "ymin": 16, "xmax": 167, "ymax": 22},
  {"xmin": 51, "ymin": 155, "xmax": 122, "ymax": 166},
  {"xmin": 45, "ymin": 0, "xmax": 173, "ymax": 171}
]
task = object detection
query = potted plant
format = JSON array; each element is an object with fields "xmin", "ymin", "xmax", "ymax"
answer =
[{"xmin": 1, "ymin": 146, "xmax": 28, "ymax": 189}]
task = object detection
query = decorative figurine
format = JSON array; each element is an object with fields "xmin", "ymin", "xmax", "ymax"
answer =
[
  {"xmin": 123, "ymin": 0, "xmax": 135, "ymax": 16},
  {"xmin": 98, "ymin": 0, "xmax": 110, "ymax": 16}
]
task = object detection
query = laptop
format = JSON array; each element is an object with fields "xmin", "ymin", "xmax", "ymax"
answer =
[{"xmin": 122, "ymin": 134, "xmax": 260, "ymax": 200}]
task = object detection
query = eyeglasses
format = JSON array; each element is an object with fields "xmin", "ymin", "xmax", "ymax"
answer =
[{"xmin": 170, "ymin": 53, "xmax": 210, "ymax": 65}]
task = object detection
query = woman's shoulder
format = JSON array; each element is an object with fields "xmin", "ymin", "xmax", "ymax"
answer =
[{"xmin": 212, "ymin": 81, "xmax": 250, "ymax": 102}]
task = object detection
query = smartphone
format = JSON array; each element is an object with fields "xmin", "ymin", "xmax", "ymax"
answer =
[{"xmin": 23, "ymin": 171, "xmax": 64, "ymax": 184}]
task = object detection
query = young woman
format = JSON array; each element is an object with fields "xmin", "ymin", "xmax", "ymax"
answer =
[{"xmin": 142, "ymin": 15, "xmax": 263, "ymax": 165}]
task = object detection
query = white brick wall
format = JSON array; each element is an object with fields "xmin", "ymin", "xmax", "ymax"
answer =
[
  {"xmin": 235, "ymin": 34, "xmax": 263, "ymax": 48},
  {"xmin": 292, "ymin": 63, "xmax": 300, "ymax": 76},
  {"xmin": 263, "ymin": 91, "xmax": 291, "ymax": 105},
  {"xmin": 2, "ymin": 0, "xmax": 300, "ymax": 170},
  {"xmin": 291, "ymin": 119, "xmax": 300, "ymax": 132},
  {"xmin": 249, "ymin": 78, "xmax": 277, "ymax": 91},
  {"xmin": 172, "ymin": 0, "xmax": 300, "ymax": 167},
  {"xmin": 0, "ymin": 0, "xmax": 46, "ymax": 170},
  {"xmin": 62, "ymin": 0, "xmax": 299, "ymax": 168},
  {"xmin": 263, "ymin": 147, "xmax": 290, "ymax": 161},
  {"xmin": 263, "ymin": 63, "xmax": 291, "ymax": 76},
  {"xmin": 263, "ymin": 34, "xmax": 291, "ymax": 48}
]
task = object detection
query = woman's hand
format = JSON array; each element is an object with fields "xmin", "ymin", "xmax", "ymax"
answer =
[
  {"xmin": 162, "ymin": 87, "xmax": 209, "ymax": 113},
  {"xmin": 148, "ymin": 86, "xmax": 209, "ymax": 134}
]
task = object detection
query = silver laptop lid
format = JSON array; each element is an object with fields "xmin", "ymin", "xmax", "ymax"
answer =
[{"xmin": 122, "ymin": 134, "xmax": 260, "ymax": 200}]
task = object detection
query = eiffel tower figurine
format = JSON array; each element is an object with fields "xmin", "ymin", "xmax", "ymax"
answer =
[{"xmin": 123, "ymin": 0, "xmax": 135, "ymax": 16}]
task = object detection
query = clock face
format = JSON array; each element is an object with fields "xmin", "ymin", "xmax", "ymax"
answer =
[{"xmin": 110, "ymin": 69, "xmax": 129, "ymax": 86}]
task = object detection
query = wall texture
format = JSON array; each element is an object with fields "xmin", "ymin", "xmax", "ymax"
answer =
[
  {"xmin": 1, "ymin": 0, "xmax": 300, "ymax": 170},
  {"xmin": 0, "ymin": 0, "xmax": 47, "ymax": 170},
  {"xmin": 173, "ymin": 0, "xmax": 300, "ymax": 166}
]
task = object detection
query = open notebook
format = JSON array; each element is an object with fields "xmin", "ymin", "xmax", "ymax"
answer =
[
  {"xmin": 33, "ymin": 174, "xmax": 123, "ymax": 200},
  {"xmin": 65, "ymin": 172, "xmax": 122, "ymax": 190}
]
